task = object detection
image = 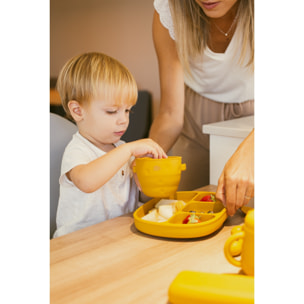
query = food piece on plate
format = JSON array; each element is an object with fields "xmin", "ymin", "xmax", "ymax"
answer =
[
  {"xmin": 173, "ymin": 200, "xmax": 187, "ymax": 212},
  {"xmin": 142, "ymin": 199, "xmax": 186, "ymax": 222},
  {"xmin": 183, "ymin": 212, "xmax": 201, "ymax": 224},
  {"xmin": 142, "ymin": 208, "xmax": 167, "ymax": 222},
  {"xmin": 155, "ymin": 199, "xmax": 186, "ymax": 211},
  {"xmin": 200, "ymin": 194, "xmax": 216, "ymax": 202},
  {"xmin": 155, "ymin": 199, "xmax": 175, "ymax": 208},
  {"xmin": 158, "ymin": 205, "xmax": 174, "ymax": 219}
]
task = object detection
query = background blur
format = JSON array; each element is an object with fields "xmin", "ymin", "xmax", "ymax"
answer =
[{"xmin": 50, "ymin": 0, "xmax": 160, "ymax": 117}]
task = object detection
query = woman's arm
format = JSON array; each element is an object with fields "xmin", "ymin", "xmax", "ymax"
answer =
[
  {"xmin": 68, "ymin": 139, "xmax": 167, "ymax": 193},
  {"xmin": 216, "ymin": 129, "xmax": 254, "ymax": 216},
  {"xmin": 149, "ymin": 10, "xmax": 185, "ymax": 153}
]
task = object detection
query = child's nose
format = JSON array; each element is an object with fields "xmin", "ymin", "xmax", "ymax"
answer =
[{"xmin": 117, "ymin": 112, "xmax": 129, "ymax": 124}]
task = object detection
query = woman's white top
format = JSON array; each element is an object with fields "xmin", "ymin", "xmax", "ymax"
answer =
[
  {"xmin": 53, "ymin": 132, "xmax": 138, "ymax": 238},
  {"xmin": 154, "ymin": 0, "xmax": 254, "ymax": 103}
]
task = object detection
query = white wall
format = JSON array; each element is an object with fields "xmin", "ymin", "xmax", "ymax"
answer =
[{"xmin": 50, "ymin": 0, "xmax": 160, "ymax": 116}]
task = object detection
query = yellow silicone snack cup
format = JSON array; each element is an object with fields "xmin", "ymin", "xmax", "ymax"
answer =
[
  {"xmin": 133, "ymin": 156, "xmax": 186, "ymax": 198},
  {"xmin": 224, "ymin": 210, "xmax": 254, "ymax": 276}
]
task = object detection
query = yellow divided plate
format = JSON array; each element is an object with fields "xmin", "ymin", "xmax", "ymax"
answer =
[
  {"xmin": 241, "ymin": 197, "xmax": 254, "ymax": 214},
  {"xmin": 241, "ymin": 206, "xmax": 254, "ymax": 214},
  {"xmin": 133, "ymin": 191, "xmax": 227, "ymax": 238}
]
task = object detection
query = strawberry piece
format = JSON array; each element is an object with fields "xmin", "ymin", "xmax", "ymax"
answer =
[
  {"xmin": 200, "ymin": 194, "xmax": 216, "ymax": 202},
  {"xmin": 183, "ymin": 212, "xmax": 201, "ymax": 224},
  {"xmin": 182, "ymin": 215, "xmax": 191, "ymax": 224}
]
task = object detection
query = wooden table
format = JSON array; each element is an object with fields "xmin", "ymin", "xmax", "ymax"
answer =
[{"xmin": 50, "ymin": 185, "xmax": 246, "ymax": 304}]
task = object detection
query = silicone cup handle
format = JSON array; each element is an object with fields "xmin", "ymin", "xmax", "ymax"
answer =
[
  {"xmin": 181, "ymin": 163, "xmax": 186, "ymax": 171},
  {"xmin": 230, "ymin": 225, "xmax": 243, "ymax": 256},
  {"xmin": 224, "ymin": 231, "xmax": 244, "ymax": 267}
]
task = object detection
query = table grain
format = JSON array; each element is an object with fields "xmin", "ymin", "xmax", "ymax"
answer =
[{"xmin": 50, "ymin": 185, "xmax": 246, "ymax": 304}]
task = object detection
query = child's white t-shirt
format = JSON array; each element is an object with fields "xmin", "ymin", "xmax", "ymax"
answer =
[{"xmin": 53, "ymin": 132, "xmax": 138, "ymax": 238}]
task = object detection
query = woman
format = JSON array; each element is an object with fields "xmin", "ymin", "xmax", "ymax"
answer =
[{"xmin": 149, "ymin": 0, "xmax": 254, "ymax": 213}]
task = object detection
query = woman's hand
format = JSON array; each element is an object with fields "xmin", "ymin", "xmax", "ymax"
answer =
[{"xmin": 216, "ymin": 129, "xmax": 254, "ymax": 216}]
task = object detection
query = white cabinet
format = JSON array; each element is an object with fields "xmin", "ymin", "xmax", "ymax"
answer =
[{"xmin": 202, "ymin": 116, "xmax": 254, "ymax": 185}]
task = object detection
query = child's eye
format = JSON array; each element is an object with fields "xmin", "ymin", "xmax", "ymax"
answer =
[
  {"xmin": 106, "ymin": 110, "xmax": 117, "ymax": 114},
  {"xmin": 126, "ymin": 107, "xmax": 134, "ymax": 114}
]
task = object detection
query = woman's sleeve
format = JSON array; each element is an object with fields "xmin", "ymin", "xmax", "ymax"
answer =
[{"xmin": 153, "ymin": 0, "xmax": 176, "ymax": 40}]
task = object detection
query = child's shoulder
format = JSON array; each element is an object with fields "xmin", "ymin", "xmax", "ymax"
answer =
[
  {"xmin": 64, "ymin": 132, "xmax": 91, "ymax": 154},
  {"xmin": 62, "ymin": 132, "xmax": 100, "ymax": 165},
  {"xmin": 65, "ymin": 131, "xmax": 81, "ymax": 147}
]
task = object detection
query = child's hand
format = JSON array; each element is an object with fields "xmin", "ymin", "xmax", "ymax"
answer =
[{"xmin": 128, "ymin": 138, "xmax": 167, "ymax": 159}]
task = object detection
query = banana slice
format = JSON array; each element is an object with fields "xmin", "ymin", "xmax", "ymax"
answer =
[
  {"xmin": 142, "ymin": 208, "xmax": 167, "ymax": 222},
  {"xmin": 158, "ymin": 205, "xmax": 174, "ymax": 219},
  {"xmin": 155, "ymin": 199, "xmax": 177, "ymax": 208},
  {"xmin": 142, "ymin": 199, "xmax": 186, "ymax": 222}
]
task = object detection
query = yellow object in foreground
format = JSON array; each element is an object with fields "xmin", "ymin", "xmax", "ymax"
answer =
[
  {"xmin": 168, "ymin": 271, "xmax": 254, "ymax": 304},
  {"xmin": 224, "ymin": 210, "xmax": 254, "ymax": 276},
  {"xmin": 134, "ymin": 156, "xmax": 186, "ymax": 198}
]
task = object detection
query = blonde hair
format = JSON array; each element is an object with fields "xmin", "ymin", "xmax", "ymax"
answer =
[
  {"xmin": 169, "ymin": 0, "xmax": 254, "ymax": 76},
  {"xmin": 56, "ymin": 52, "xmax": 138, "ymax": 120}
]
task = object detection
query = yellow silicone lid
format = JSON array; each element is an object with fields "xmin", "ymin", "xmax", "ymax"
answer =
[{"xmin": 168, "ymin": 271, "xmax": 254, "ymax": 304}]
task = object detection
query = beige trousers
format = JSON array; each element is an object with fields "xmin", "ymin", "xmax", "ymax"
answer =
[{"xmin": 171, "ymin": 85, "xmax": 254, "ymax": 191}]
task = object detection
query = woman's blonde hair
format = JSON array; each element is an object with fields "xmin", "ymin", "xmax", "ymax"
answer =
[
  {"xmin": 169, "ymin": 0, "xmax": 254, "ymax": 76},
  {"xmin": 56, "ymin": 52, "xmax": 138, "ymax": 120}
]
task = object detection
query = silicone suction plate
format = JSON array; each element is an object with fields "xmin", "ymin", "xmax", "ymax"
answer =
[{"xmin": 133, "ymin": 191, "xmax": 228, "ymax": 238}]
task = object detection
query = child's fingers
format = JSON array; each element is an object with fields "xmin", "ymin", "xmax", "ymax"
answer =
[
  {"xmin": 158, "ymin": 146, "xmax": 167, "ymax": 158},
  {"xmin": 131, "ymin": 139, "xmax": 167, "ymax": 159},
  {"xmin": 150, "ymin": 142, "xmax": 167, "ymax": 159},
  {"xmin": 153, "ymin": 146, "xmax": 167, "ymax": 159}
]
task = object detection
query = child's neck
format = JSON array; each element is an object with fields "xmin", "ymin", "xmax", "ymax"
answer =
[
  {"xmin": 79, "ymin": 131, "xmax": 116, "ymax": 152},
  {"xmin": 98, "ymin": 142, "xmax": 116, "ymax": 153}
]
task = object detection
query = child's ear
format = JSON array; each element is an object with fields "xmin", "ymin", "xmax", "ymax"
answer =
[{"xmin": 68, "ymin": 100, "xmax": 84, "ymax": 122}]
